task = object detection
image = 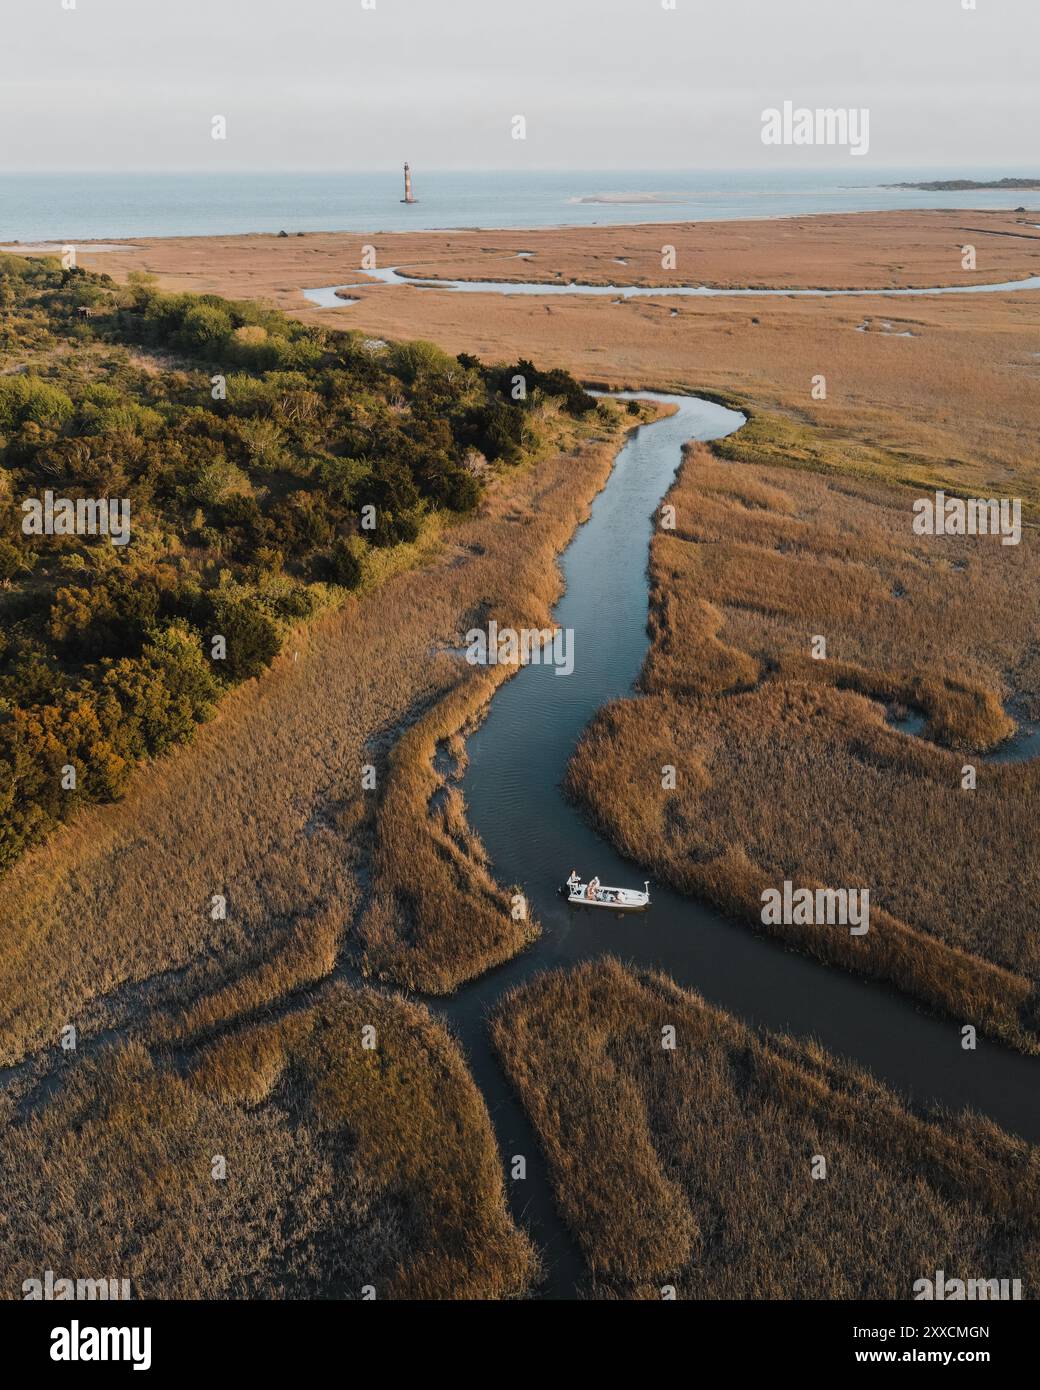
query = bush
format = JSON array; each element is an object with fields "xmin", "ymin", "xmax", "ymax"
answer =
[
  {"xmin": 0, "ymin": 537, "xmax": 32, "ymax": 581},
  {"xmin": 210, "ymin": 593, "xmax": 282, "ymax": 680},
  {"xmin": 176, "ymin": 302, "xmax": 234, "ymax": 356},
  {"xmin": 0, "ymin": 374, "xmax": 75, "ymax": 431},
  {"xmin": 327, "ymin": 538, "xmax": 362, "ymax": 589}
]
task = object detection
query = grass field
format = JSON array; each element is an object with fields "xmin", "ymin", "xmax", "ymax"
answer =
[
  {"xmin": 0, "ymin": 386, "xmax": 644, "ymax": 1070},
  {"xmin": 80, "ymin": 208, "xmax": 1040, "ymax": 296},
  {"xmin": 566, "ymin": 416, "xmax": 1040, "ymax": 1048},
  {"xmin": 493, "ymin": 959, "xmax": 1040, "ymax": 1298},
  {"xmin": 2, "ymin": 982, "xmax": 536, "ymax": 1299}
]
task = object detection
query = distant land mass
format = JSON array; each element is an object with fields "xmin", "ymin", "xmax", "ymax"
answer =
[{"xmin": 884, "ymin": 177, "xmax": 1040, "ymax": 191}]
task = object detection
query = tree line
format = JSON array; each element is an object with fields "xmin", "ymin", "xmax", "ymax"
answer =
[{"xmin": 0, "ymin": 253, "xmax": 598, "ymax": 873}]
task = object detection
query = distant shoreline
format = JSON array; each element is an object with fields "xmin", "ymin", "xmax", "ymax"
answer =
[
  {"xmin": 570, "ymin": 193, "xmax": 688, "ymax": 205},
  {"xmin": 884, "ymin": 177, "xmax": 1040, "ymax": 192}
]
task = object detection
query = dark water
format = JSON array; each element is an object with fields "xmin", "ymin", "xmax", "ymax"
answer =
[
  {"xmin": 887, "ymin": 706, "xmax": 1040, "ymax": 764},
  {"xmin": 436, "ymin": 393, "xmax": 1040, "ymax": 1298}
]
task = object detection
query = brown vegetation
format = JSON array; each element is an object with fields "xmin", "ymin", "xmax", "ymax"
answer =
[
  {"xmin": 70, "ymin": 212, "xmax": 1040, "ymax": 507},
  {"xmin": 0, "ymin": 398, "xmax": 644, "ymax": 1070},
  {"xmin": 2, "ymin": 983, "xmax": 537, "ymax": 1299},
  {"xmin": 493, "ymin": 959, "xmax": 1040, "ymax": 1297},
  {"xmin": 70, "ymin": 209, "xmax": 1040, "ymax": 297},
  {"xmin": 567, "ymin": 426, "xmax": 1040, "ymax": 1048}
]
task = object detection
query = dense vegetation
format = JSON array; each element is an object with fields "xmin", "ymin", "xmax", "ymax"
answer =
[
  {"xmin": 0, "ymin": 254, "xmax": 596, "ymax": 874},
  {"xmin": 2, "ymin": 983, "xmax": 539, "ymax": 1299},
  {"xmin": 494, "ymin": 959, "xmax": 1040, "ymax": 1298},
  {"xmin": 567, "ymin": 430, "xmax": 1040, "ymax": 1050}
]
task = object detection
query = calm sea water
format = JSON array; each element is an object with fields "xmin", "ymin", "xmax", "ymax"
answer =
[{"xmin": 1, "ymin": 169, "xmax": 1038, "ymax": 241}]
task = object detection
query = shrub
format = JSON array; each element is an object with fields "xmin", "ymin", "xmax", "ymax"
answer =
[
  {"xmin": 210, "ymin": 592, "xmax": 282, "ymax": 680},
  {"xmin": 327, "ymin": 538, "xmax": 362, "ymax": 589}
]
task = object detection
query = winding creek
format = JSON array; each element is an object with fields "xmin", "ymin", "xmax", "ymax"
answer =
[
  {"xmin": 430, "ymin": 392, "xmax": 1040, "ymax": 1298},
  {"xmin": 303, "ymin": 269, "xmax": 1040, "ymax": 308}
]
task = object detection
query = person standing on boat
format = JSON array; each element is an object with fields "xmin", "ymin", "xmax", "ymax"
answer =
[{"xmin": 587, "ymin": 876, "xmax": 601, "ymax": 901}]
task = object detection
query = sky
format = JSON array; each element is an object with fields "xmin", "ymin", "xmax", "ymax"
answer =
[{"xmin": 1, "ymin": 0, "xmax": 1037, "ymax": 172}]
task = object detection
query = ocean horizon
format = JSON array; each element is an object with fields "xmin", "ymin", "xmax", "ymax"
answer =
[{"xmin": 2, "ymin": 167, "xmax": 1038, "ymax": 242}]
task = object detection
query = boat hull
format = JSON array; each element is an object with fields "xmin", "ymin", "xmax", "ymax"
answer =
[{"xmin": 564, "ymin": 887, "xmax": 650, "ymax": 913}]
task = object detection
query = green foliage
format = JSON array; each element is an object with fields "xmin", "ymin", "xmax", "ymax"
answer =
[
  {"xmin": 100, "ymin": 626, "xmax": 219, "ymax": 758},
  {"xmin": 0, "ymin": 374, "xmax": 75, "ymax": 431},
  {"xmin": 326, "ymin": 537, "xmax": 363, "ymax": 589},
  {"xmin": 0, "ymin": 262, "xmax": 593, "ymax": 873},
  {"xmin": 210, "ymin": 592, "xmax": 282, "ymax": 681},
  {"xmin": 0, "ymin": 536, "xmax": 32, "ymax": 581}
]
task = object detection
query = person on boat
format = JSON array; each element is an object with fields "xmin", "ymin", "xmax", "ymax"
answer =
[
  {"xmin": 587, "ymin": 876, "xmax": 601, "ymax": 901},
  {"xmin": 566, "ymin": 869, "xmax": 583, "ymax": 897}
]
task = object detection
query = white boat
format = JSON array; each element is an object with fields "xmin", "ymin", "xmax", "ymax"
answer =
[{"xmin": 561, "ymin": 875, "xmax": 651, "ymax": 913}]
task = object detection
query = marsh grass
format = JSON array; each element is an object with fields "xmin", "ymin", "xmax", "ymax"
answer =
[
  {"xmin": 568, "ymin": 422, "xmax": 1040, "ymax": 1048},
  {"xmin": 0, "ymin": 402, "xmax": 644, "ymax": 1068},
  {"xmin": 493, "ymin": 959, "xmax": 1040, "ymax": 1297},
  {"xmin": 358, "ymin": 671, "xmax": 534, "ymax": 992},
  {"xmin": 1, "ymin": 982, "xmax": 538, "ymax": 1299}
]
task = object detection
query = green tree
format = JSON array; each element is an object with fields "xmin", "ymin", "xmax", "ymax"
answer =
[
  {"xmin": 327, "ymin": 538, "xmax": 362, "ymax": 589},
  {"xmin": 211, "ymin": 593, "xmax": 282, "ymax": 680}
]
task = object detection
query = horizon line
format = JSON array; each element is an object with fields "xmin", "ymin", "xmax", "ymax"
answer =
[{"xmin": 1, "ymin": 163, "xmax": 1036, "ymax": 177}]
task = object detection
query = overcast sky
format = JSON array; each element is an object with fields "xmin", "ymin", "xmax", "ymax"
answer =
[{"xmin": 1, "ymin": 0, "xmax": 1036, "ymax": 171}]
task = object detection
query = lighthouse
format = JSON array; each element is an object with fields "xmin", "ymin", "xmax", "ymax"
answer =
[{"xmin": 401, "ymin": 162, "xmax": 417, "ymax": 204}]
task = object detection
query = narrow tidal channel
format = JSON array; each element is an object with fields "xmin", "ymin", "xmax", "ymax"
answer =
[{"xmin": 434, "ymin": 393, "xmax": 1040, "ymax": 1299}]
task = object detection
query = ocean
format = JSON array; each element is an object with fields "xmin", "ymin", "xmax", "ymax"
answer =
[{"xmin": 1, "ymin": 169, "xmax": 1037, "ymax": 242}]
